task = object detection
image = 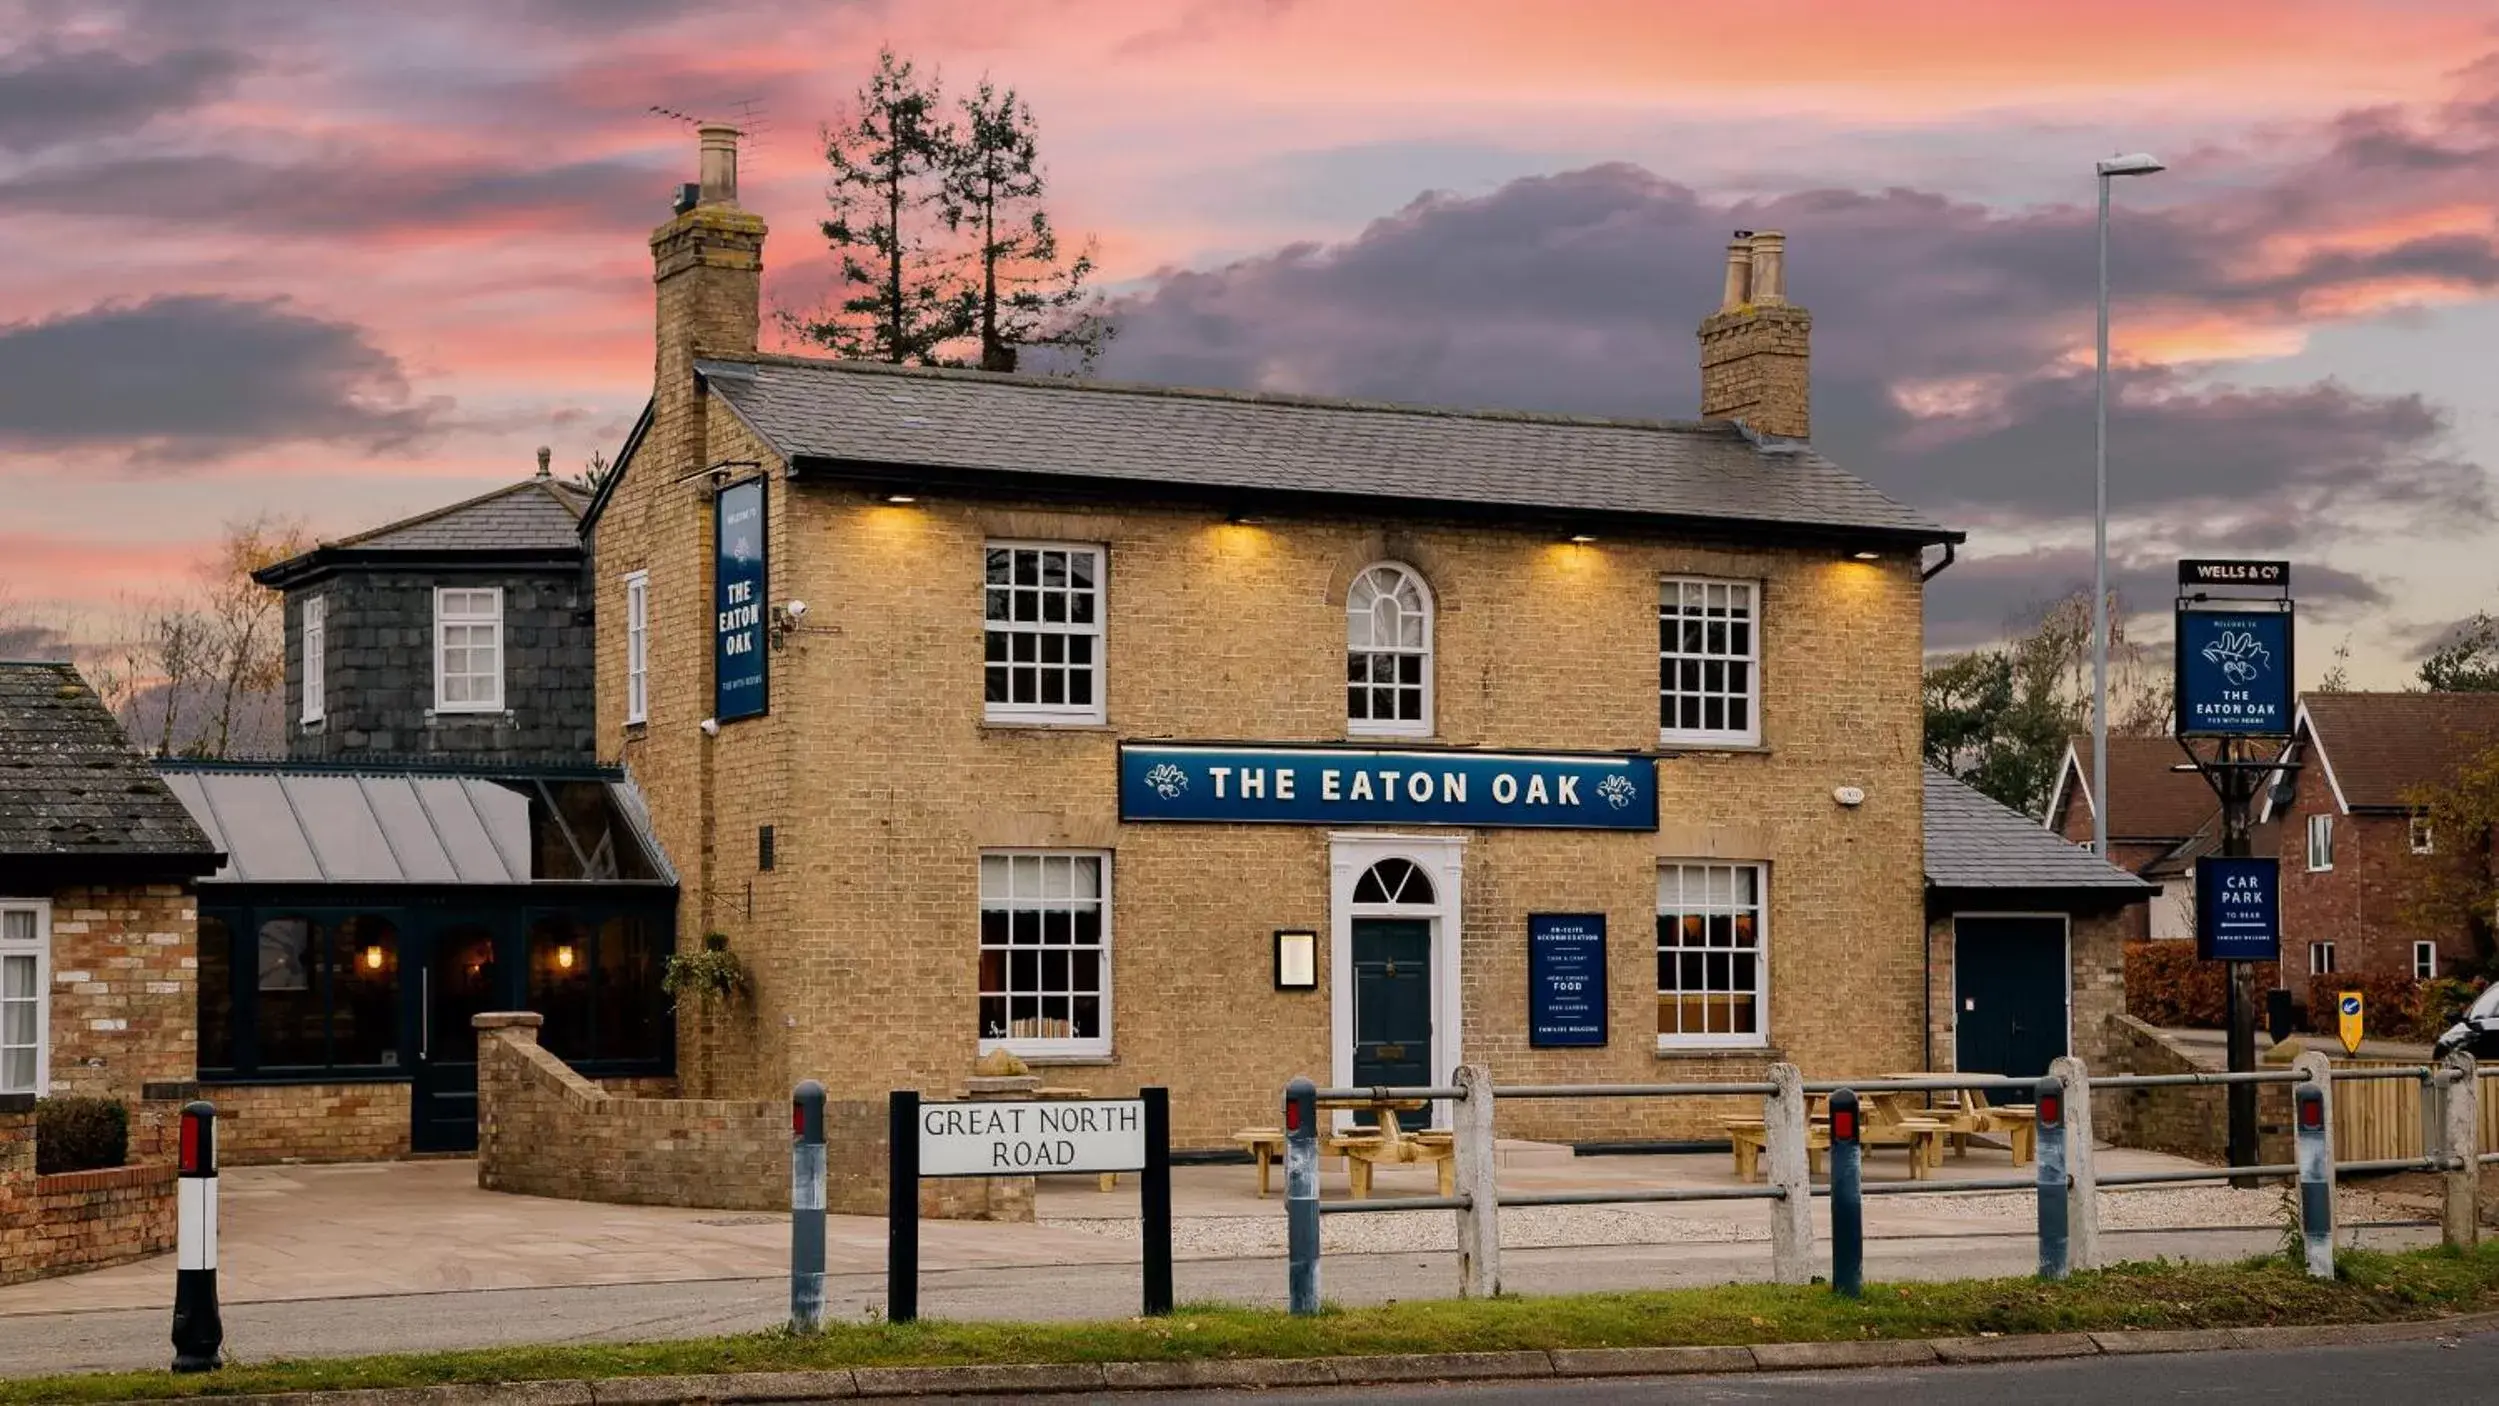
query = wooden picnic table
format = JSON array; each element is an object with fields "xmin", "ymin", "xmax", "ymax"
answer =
[
  {"xmin": 1879, "ymin": 1076, "xmax": 2038, "ymax": 1165},
  {"xmin": 1236, "ymin": 1095, "xmax": 1454, "ymax": 1199}
]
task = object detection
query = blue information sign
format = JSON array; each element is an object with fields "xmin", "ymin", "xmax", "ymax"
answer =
[
  {"xmin": 2176, "ymin": 609, "xmax": 2292, "ymax": 736},
  {"xmin": 713, "ymin": 479, "xmax": 768, "ymax": 722},
  {"xmin": 1117, "ymin": 745, "xmax": 1657, "ymax": 830},
  {"xmin": 1528, "ymin": 914, "xmax": 1608, "ymax": 1048},
  {"xmin": 2196, "ymin": 855, "xmax": 2280, "ymax": 962}
]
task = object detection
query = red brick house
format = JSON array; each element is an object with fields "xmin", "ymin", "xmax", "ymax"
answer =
[
  {"xmin": 2045, "ymin": 735, "xmax": 2219, "ymax": 945},
  {"xmin": 2263, "ymin": 692, "xmax": 2499, "ymax": 1002}
]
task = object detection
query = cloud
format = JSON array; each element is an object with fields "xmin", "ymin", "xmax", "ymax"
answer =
[
  {"xmin": 1923, "ymin": 546, "xmax": 2385, "ymax": 653},
  {"xmin": 0, "ymin": 295, "xmax": 448, "ymax": 465},
  {"xmin": 0, "ymin": 40, "xmax": 249, "ymax": 153},
  {"xmin": 1095, "ymin": 65, "xmax": 2499, "ymax": 566}
]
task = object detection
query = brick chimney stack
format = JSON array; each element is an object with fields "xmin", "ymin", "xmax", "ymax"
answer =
[
  {"xmin": 652, "ymin": 124, "xmax": 767, "ymax": 391},
  {"xmin": 1698, "ymin": 229, "xmax": 1812, "ymax": 441}
]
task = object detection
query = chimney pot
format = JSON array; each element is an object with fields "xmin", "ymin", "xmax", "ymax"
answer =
[
  {"xmin": 697, "ymin": 123, "xmax": 741, "ymax": 207},
  {"xmin": 535, "ymin": 446, "xmax": 552, "ymax": 479},
  {"xmin": 1720, "ymin": 237, "xmax": 1754, "ymax": 311},
  {"xmin": 1747, "ymin": 230, "xmax": 1787, "ymax": 306}
]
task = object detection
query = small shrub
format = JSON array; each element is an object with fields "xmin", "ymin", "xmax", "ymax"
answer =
[
  {"xmin": 2417, "ymin": 975, "xmax": 2492, "ymax": 1035},
  {"xmin": 2123, "ymin": 942, "xmax": 2281, "ymax": 1028},
  {"xmin": 35, "ymin": 1096, "xmax": 129, "ymax": 1175}
]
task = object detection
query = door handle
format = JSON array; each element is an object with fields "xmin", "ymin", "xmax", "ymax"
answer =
[{"xmin": 421, "ymin": 969, "xmax": 430, "ymax": 1061}]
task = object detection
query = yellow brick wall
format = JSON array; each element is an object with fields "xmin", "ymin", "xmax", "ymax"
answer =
[{"xmin": 597, "ymin": 438, "xmax": 1928, "ymax": 1146}]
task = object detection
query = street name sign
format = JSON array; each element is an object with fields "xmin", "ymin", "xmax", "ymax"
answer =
[{"xmin": 916, "ymin": 1098, "xmax": 1146, "ymax": 1177}]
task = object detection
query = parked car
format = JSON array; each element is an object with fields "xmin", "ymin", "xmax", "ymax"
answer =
[{"xmin": 2431, "ymin": 983, "xmax": 2499, "ymax": 1060}]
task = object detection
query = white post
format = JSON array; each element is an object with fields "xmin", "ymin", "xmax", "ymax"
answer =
[
  {"xmin": 1451, "ymin": 1064, "xmax": 1501, "ymax": 1298},
  {"xmin": 2293, "ymin": 1050, "xmax": 2336, "ymax": 1254},
  {"xmin": 2050, "ymin": 1055, "xmax": 2099, "ymax": 1270},
  {"xmin": 2443, "ymin": 1053, "xmax": 2480, "ymax": 1250},
  {"xmin": 1765, "ymin": 1061, "xmax": 1813, "ymax": 1285}
]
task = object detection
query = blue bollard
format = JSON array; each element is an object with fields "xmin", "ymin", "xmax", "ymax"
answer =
[
  {"xmin": 790, "ymin": 1080, "xmax": 827, "ymax": 1332},
  {"xmin": 1829, "ymin": 1088, "xmax": 1862, "ymax": 1298},
  {"xmin": 2036, "ymin": 1076, "xmax": 2069, "ymax": 1281},
  {"xmin": 1285, "ymin": 1078, "xmax": 1320, "ymax": 1315}
]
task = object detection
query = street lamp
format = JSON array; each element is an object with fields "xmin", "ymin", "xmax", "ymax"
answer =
[{"xmin": 2091, "ymin": 152, "xmax": 2164, "ymax": 862}]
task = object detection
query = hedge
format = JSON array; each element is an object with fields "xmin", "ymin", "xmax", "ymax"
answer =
[{"xmin": 34, "ymin": 1096, "xmax": 128, "ymax": 1176}]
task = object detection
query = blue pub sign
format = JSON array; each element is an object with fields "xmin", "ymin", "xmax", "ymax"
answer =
[
  {"xmin": 1117, "ymin": 744, "xmax": 1658, "ymax": 830},
  {"xmin": 1528, "ymin": 914, "xmax": 1609, "ymax": 1047},
  {"xmin": 2196, "ymin": 855, "xmax": 2280, "ymax": 962},
  {"xmin": 713, "ymin": 479, "xmax": 768, "ymax": 721},
  {"xmin": 2175, "ymin": 609, "xmax": 2293, "ymax": 737}
]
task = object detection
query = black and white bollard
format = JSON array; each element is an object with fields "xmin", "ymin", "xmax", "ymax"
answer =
[
  {"xmin": 170, "ymin": 1100, "xmax": 223, "ymax": 1373},
  {"xmin": 1284, "ymin": 1077, "xmax": 1320, "ymax": 1316},
  {"xmin": 791, "ymin": 1080, "xmax": 827, "ymax": 1332},
  {"xmin": 2035, "ymin": 1076, "xmax": 2069, "ymax": 1282},
  {"xmin": 1828, "ymin": 1088, "xmax": 1863, "ymax": 1298},
  {"xmin": 2293, "ymin": 1076, "xmax": 2334, "ymax": 1278},
  {"xmin": 887, "ymin": 1090, "xmax": 920, "ymax": 1326}
]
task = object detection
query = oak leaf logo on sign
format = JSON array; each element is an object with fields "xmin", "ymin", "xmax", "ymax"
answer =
[
  {"xmin": 2201, "ymin": 629, "xmax": 2272, "ymax": 685},
  {"xmin": 1143, "ymin": 762, "xmax": 1189, "ymax": 799},
  {"xmin": 1597, "ymin": 774, "xmax": 1637, "ymax": 810}
]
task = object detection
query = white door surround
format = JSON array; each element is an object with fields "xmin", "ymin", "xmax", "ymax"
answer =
[{"xmin": 1329, "ymin": 831, "xmax": 1465, "ymax": 1130}]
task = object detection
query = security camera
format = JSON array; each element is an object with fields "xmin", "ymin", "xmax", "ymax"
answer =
[
  {"xmin": 699, "ymin": 717, "xmax": 720, "ymax": 737},
  {"xmin": 785, "ymin": 599, "xmax": 808, "ymax": 620}
]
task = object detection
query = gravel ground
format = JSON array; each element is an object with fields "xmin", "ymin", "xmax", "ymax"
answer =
[{"xmin": 1045, "ymin": 1182, "xmax": 2413, "ymax": 1259}]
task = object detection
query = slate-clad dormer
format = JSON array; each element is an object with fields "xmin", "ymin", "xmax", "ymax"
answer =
[{"xmin": 254, "ymin": 452, "xmax": 594, "ymax": 762}]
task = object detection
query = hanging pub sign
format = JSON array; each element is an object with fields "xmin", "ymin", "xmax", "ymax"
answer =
[
  {"xmin": 2195, "ymin": 855, "xmax": 2280, "ymax": 962},
  {"xmin": 2175, "ymin": 607, "xmax": 2293, "ymax": 736},
  {"xmin": 1527, "ymin": 913, "xmax": 1608, "ymax": 1047},
  {"xmin": 1117, "ymin": 744, "xmax": 1658, "ymax": 831},
  {"xmin": 713, "ymin": 479, "xmax": 768, "ymax": 722}
]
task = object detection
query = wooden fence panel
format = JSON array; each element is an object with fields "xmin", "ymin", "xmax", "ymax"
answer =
[{"xmin": 2316, "ymin": 1060, "xmax": 2499, "ymax": 1162}]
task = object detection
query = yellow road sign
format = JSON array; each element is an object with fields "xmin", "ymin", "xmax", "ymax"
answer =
[{"xmin": 2337, "ymin": 990, "xmax": 2364, "ymax": 1056}]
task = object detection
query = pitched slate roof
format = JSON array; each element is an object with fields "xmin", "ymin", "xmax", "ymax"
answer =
[
  {"xmin": 1925, "ymin": 768, "xmax": 2152, "ymax": 894},
  {"xmin": 692, "ymin": 355, "xmax": 1959, "ymax": 544},
  {"xmin": 0, "ymin": 662, "xmax": 221, "ymax": 869},
  {"xmin": 2052, "ymin": 735, "xmax": 2218, "ymax": 842},
  {"xmin": 255, "ymin": 476, "xmax": 588, "ymax": 587},
  {"xmin": 2300, "ymin": 692, "xmax": 2499, "ymax": 811}
]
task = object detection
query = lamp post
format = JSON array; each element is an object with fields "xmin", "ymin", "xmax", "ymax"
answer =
[{"xmin": 2091, "ymin": 152, "xmax": 2164, "ymax": 862}]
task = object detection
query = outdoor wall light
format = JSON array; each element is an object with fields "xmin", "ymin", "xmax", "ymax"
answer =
[
  {"xmin": 1274, "ymin": 929, "xmax": 1318, "ymax": 990},
  {"xmin": 556, "ymin": 944, "xmax": 577, "ymax": 971},
  {"xmin": 1833, "ymin": 785, "xmax": 1867, "ymax": 808},
  {"xmin": 1851, "ymin": 550, "xmax": 1881, "ymax": 561},
  {"xmin": 699, "ymin": 717, "xmax": 720, "ymax": 736},
  {"xmin": 884, "ymin": 493, "xmax": 917, "ymax": 504},
  {"xmin": 362, "ymin": 944, "xmax": 385, "ymax": 971},
  {"xmin": 1565, "ymin": 533, "xmax": 1599, "ymax": 545}
]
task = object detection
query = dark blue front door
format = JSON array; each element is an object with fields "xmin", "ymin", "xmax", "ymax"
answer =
[
  {"xmin": 1352, "ymin": 918, "xmax": 1433, "ymax": 1132},
  {"xmin": 1954, "ymin": 916, "xmax": 2068, "ymax": 1079},
  {"xmin": 407, "ymin": 916, "xmax": 502, "ymax": 1153}
]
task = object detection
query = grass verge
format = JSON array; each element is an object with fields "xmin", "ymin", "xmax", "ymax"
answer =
[{"xmin": 12, "ymin": 1242, "xmax": 2499, "ymax": 1403}]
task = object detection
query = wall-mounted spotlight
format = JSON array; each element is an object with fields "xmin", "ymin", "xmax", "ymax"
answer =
[
  {"xmin": 1851, "ymin": 550, "xmax": 1881, "ymax": 561},
  {"xmin": 883, "ymin": 493, "xmax": 917, "ymax": 504},
  {"xmin": 699, "ymin": 717, "xmax": 720, "ymax": 737},
  {"xmin": 1565, "ymin": 532, "xmax": 1599, "ymax": 545}
]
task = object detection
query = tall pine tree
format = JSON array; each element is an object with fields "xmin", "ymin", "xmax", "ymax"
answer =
[
  {"xmin": 943, "ymin": 79, "xmax": 1108, "ymax": 372},
  {"xmin": 791, "ymin": 48, "xmax": 960, "ymax": 365}
]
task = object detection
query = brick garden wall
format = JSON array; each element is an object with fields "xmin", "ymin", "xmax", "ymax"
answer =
[
  {"xmin": 2099, "ymin": 1014, "xmax": 2291, "ymax": 1163},
  {"xmin": 208, "ymin": 1082, "xmax": 411, "ymax": 1166},
  {"xmin": 0, "ymin": 1100, "xmax": 177, "ymax": 1287}
]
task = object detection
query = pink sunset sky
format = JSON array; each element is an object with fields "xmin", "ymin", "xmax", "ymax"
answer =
[{"xmin": 3, "ymin": 0, "xmax": 2496, "ymax": 681}]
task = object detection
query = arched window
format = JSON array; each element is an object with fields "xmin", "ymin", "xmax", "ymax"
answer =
[
  {"xmin": 1352, "ymin": 857, "xmax": 1435, "ymax": 906},
  {"xmin": 1347, "ymin": 563, "xmax": 1432, "ymax": 735}
]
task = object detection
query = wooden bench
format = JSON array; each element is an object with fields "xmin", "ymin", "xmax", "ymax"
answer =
[
  {"xmin": 1721, "ymin": 1118, "xmax": 1828, "ymax": 1181},
  {"xmin": 1235, "ymin": 1128, "xmax": 1404, "ymax": 1197},
  {"xmin": 1343, "ymin": 1129, "xmax": 1455, "ymax": 1199}
]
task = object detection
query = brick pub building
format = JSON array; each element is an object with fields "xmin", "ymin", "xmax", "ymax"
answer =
[{"xmin": 582, "ymin": 127, "xmax": 1968, "ymax": 1148}]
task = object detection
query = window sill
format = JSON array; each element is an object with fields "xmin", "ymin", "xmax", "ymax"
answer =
[
  {"xmin": 1654, "ymin": 1044, "xmax": 1780, "ymax": 1060},
  {"xmin": 429, "ymin": 708, "xmax": 512, "ymax": 721},
  {"xmin": 1014, "ymin": 1054, "xmax": 1119, "ymax": 1069},
  {"xmin": 1659, "ymin": 737, "xmax": 1770, "ymax": 755},
  {"xmin": 981, "ymin": 721, "xmax": 1114, "ymax": 734},
  {"xmin": 299, "ymin": 718, "xmax": 325, "ymax": 734}
]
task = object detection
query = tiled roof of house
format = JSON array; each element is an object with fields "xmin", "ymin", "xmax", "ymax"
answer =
[
  {"xmin": 2302, "ymin": 692, "xmax": 2499, "ymax": 810},
  {"xmin": 0, "ymin": 662, "xmax": 221, "ymax": 866},
  {"xmin": 255, "ymin": 476, "xmax": 588, "ymax": 586},
  {"xmin": 693, "ymin": 355, "xmax": 1960, "ymax": 544},
  {"xmin": 2055, "ymin": 735, "xmax": 2218, "ymax": 841},
  {"xmin": 1925, "ymin": 768, "xmax": 2153, "ymax": 894}
]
